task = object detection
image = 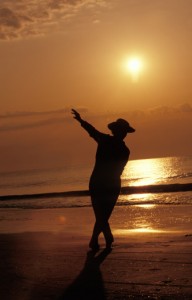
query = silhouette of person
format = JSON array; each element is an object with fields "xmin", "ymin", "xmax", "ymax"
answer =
[{"xmin": 72, "ymin": 109, "xmax": 135, "ymax": 250}]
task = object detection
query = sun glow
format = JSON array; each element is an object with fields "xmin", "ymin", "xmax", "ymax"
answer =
[
  {"xmin": 127, "ymin": 58, "xmax": 142, "ymax": 73},
  {"xmin": 123, "ymin": 56, "xmax": 144, "ymax": 81}
]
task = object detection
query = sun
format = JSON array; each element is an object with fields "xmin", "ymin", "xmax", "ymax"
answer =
[
  {"xmin": 123, "ymin": 56, "xmax": 144, "ymax": 81},
  {"xmin": 127, "ymin": 58, "xmax": 142, "ymax": 73}
]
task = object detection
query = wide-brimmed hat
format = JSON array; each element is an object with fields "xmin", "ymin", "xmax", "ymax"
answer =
[{"xmin": 108, "ymin": 118, "xmax": 135, "ymax": 133}]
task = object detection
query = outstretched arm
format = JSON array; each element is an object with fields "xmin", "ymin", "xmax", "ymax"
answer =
[
  {"xmin": 71, "ymin": 109, "xmax": 104, "ymax": 142},
  {"xmin": 71, "ymin": 109, "xmax": 83, "ymax": 123}
]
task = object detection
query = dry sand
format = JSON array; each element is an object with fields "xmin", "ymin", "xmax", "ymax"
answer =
[{"xmin": 0, "ymin": 205, "xmax": 192, "ymax": 299}]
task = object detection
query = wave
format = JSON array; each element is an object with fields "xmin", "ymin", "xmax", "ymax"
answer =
[
  {"xmin": 0, "ymin": 183, "xmax": 192, "ymax": 201},
  {"xmin": 169, "ymin": 172, "xmax": 192, "ymax": 180}
]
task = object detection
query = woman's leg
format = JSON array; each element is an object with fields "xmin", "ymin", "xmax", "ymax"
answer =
[
  {"xmin": 89, "ymin": 194, "xmax": 117, "ymax": 249},
  {"xmin": 102, "ymin": 201, "xmax": 116, "ymax": 248},
  {"xmin": 89, "ymin": 220, "xmax": 113, "ymax": 249},
  {"xmin": 89, "ymin": 222, "xmax": 101, "ymax": 249},
  {"xmin": 89, "ymin": 198, "xmax": 102, "ymax": 249}
]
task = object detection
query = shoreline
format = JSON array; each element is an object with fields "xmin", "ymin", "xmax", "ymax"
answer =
[
  {"xmin": 0, "ymin": 205, "xmax": 192, "ymax": 299},
  {"xmin": 0, "ymin": 204, "xmax": 191, "ymax": 234},
  {"xmin": 0, "ymin": 182, "xmax": 192, "ymax": 201}
]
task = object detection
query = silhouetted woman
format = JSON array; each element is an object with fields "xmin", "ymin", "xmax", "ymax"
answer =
[{"xmin": 72, "ymin": 109, "xmax": 135, "ymax": 250}]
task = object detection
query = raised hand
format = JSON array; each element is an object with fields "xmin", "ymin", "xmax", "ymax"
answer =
[{"xmin": 71, "ymin": 109, "xmax": 82, "ymax": 122}]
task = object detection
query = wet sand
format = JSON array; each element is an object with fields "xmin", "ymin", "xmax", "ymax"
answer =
[{"xmin": 0, "ymin": 205, "xmax": 192, "ymax": 299}]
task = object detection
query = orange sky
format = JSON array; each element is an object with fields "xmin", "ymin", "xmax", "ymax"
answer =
[{"xmin": 0, "ymin": 0, "xmax": 192, "ymax": 171}]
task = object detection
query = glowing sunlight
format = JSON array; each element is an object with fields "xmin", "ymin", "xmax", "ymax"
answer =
[
  {"xmin": 122, "ymin": 56, "xmax": 144, "ymax": 81},
  {"xmin": 122, "ymin": 157, "xmax": 171, "ymax": 187},
  {"xmin": 115, "ymin": 228, "xmax": 162, "ymax": 234}
]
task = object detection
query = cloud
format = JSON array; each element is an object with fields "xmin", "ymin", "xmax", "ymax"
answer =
[
  {"xmin": 0, "ymin": 107, "xmax": 88, "ymax": 119},
  {"xmin": 95, "ymin": 103, "xmax": 192, "ymax": 121},
  {"xmin": 0, "ymin": 0, "xmax": 107, "ymax": 40},
  {"xmin": 0, "ymin": 116, "xmax": 68, "ymax": 132},
  {"xmin": 0, "ymin": 103, "xmax": 191, "ymax": 133},
  {"xmin": 0, "ymin": 108, "xmax": 68, "ymax": 119},
  {"xmin": 179, "ymin": 103, "xmax": 192, "ymax": 113},
  {"xmin": 145, "ymin": 103, "xmax": 192, "ymax": 117},
  {"xmin": 0, "ymin": 107, "xmax": 88, "ymax": 132}
]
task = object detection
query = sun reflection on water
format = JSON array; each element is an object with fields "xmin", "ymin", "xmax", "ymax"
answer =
[
  {"xmin": 114, "ymin": 227, "xmax": 181, "ymax": 235},
  {"xmin": 115, "ymin": 228, "xmax": 162, "ymax": 234},
  {"xmin": 122, "ymin": 157, "xmax": 175, "ymax": 187},
  {"xmin": 118, "ymin": 193, "xmax": 158, "ymax": 206},
  {"xmin": 137, "ymin": 204, "xmax": 156, "ymax": 209}
]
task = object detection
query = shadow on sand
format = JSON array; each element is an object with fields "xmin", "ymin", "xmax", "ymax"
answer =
[{"xmin": 60, "ymin": 248, "xmax": 112, "ymax": 300}]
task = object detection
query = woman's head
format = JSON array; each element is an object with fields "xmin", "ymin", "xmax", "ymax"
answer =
[{"xmin": 108, "ymin": 118, "xmax": 135, "ymax": 139}]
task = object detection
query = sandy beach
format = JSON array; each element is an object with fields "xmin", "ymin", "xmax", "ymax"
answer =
[{"xmin": 0, "ymin": 205, "xmax": 192, "ymax": 300}]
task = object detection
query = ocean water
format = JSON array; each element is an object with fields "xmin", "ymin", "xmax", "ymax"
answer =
[{"xmin": 0, "ymin": 156, "xmax": 192, "ymax": 209}]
